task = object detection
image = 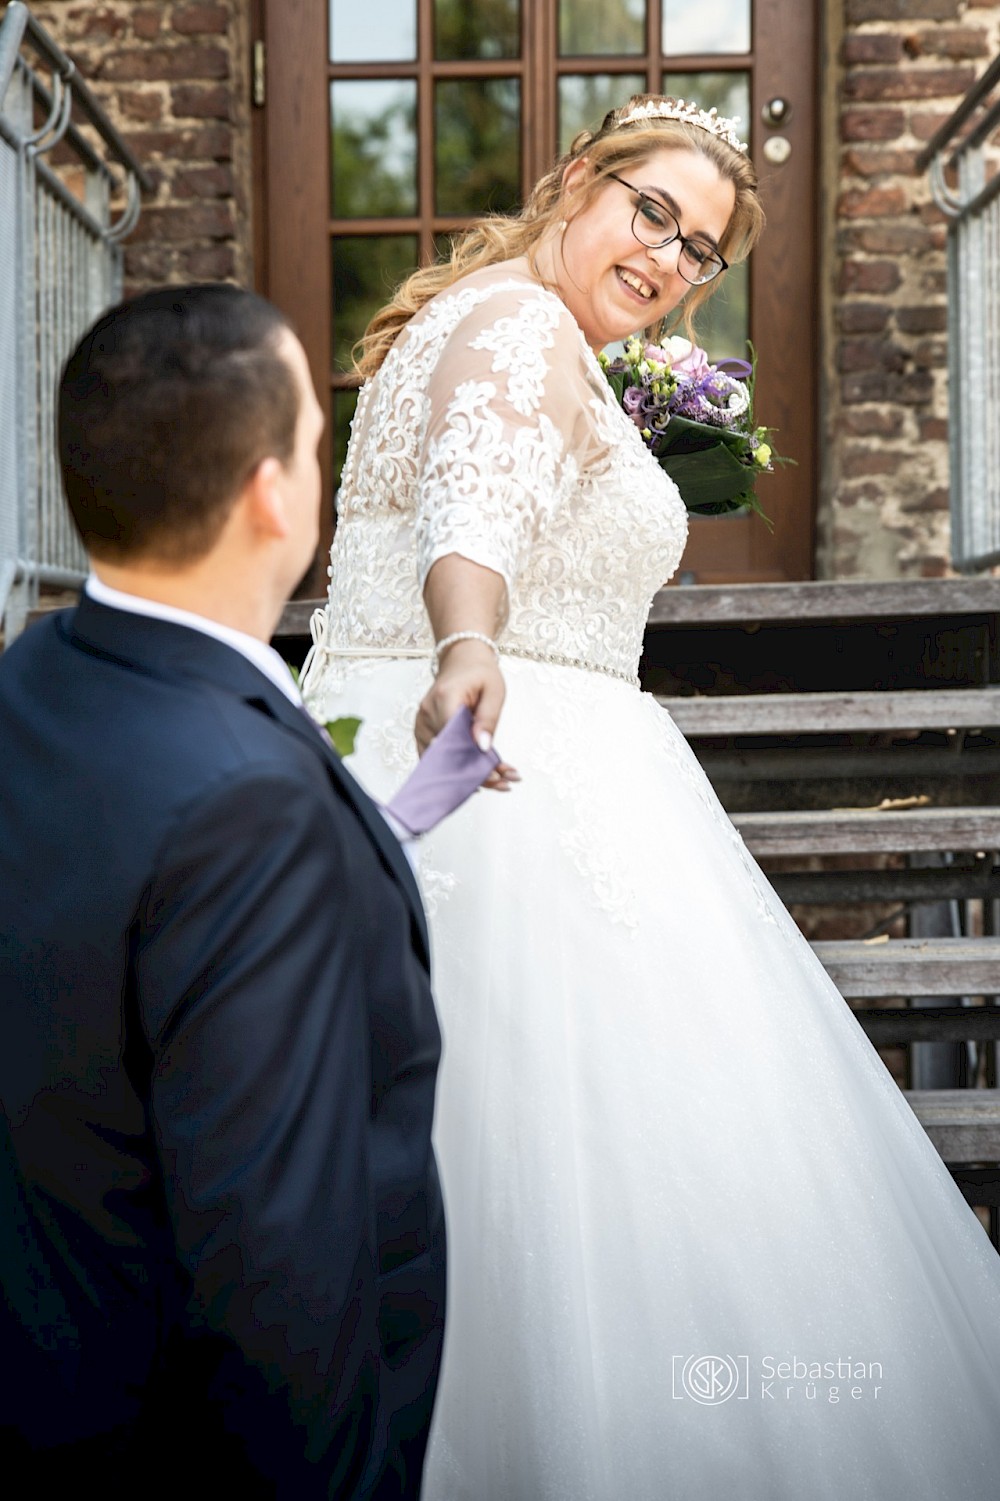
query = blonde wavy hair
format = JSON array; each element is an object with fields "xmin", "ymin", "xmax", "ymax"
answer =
[{"xmin": 354, "ymin": 94, "xmax": 765, "ymax": 379}]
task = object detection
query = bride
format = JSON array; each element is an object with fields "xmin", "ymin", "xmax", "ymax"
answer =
[{"xmin": 302, "ymin": 96, "xmax": 1000, "ymax": 1498}]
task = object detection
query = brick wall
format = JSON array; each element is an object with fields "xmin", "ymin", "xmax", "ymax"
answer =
[
  {"xmin": 13, "ymin": 0, "xmax": 1000, "ymax": 581},
  {"xmin": 24, "ymin": 0, "xmax": 253, "ymax": 290},
  {"xmin": 819, "ymin": 0, "xmax": 1000, "ymax": 579}
]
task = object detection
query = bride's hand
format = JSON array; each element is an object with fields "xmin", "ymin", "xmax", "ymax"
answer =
[{"xmin": 415, "ymin": 641, "xmax": 520, "ymax": 791}]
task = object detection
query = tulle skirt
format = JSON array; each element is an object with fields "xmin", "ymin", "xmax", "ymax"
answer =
[{"xmin": 306, "ymin": 653, "xmax": 1000, "ymax": 1501}]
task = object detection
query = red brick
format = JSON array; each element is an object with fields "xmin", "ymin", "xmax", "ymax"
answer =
[
  {"xmin": 838, "ymin": 259, "xmax": 902, "ymax": 295},
  {"xmin": 912, "ymin": 339, "xmax": 947, "ymax": 368},
  {"xmin": 910, "ymin": 109, "xmax": 958, "ymax": 141},
  {"xmin": 838, "ymin": 302, "xmax": 890, "ymax": 334},
  {"xmin": 99, "ymin": 44, "xmax": 230, "ymax": 83},
  {"xmin": 132, "ymin": 9, "xmax": 163, "ymax": 41},
  {"xmin": 173, "ymin": 4, "xmax": 229, "ymax": 35},
  {"xmin": 919, "ymin": 416, "xmax": 948, "ymax": 442},
  {"xmin": 842, "ymin": 146, "xmax": 920, "ymax": 178},
  {"xmin": 128, "ymin": 201, "xmax": 235, "ymax": 245},
  {"xmin": 903, "ymin": 487, "xmax": 949, "ymax": 513},
  {"xmin": 117, "ymin": 87, "xmax": 164, "ymax": 123},
  {"xmin": 897, "ymin": 306, "xmax": 946, "ymax": 334},
  {"xmin": 125, "ymin": 123, "xmax": 234, "ymax": 160},
  {"xmin": 842, "ymin": 449, "xmax": 903, "ymax": 479},
  {"xmin": 839, "ymin": 223, "xmax": 934, "ymax": 255},
  {"xmin": 170, "ymin": 83, "xmax": 232, "ymax": 120},
  {"xmin": 918, "ymin": 28, "xmax": 990, "ymax": 60},
  {"xmin": 841, "ymin": 108, "xmax": 906, "ymax": 142},
  {"xmin": 183, "ymin": 244, "xmax": 237, "ymax": 279},
  {"xmin": 838, "ymin": 338, "xmax": 906, "ymax": 374},
  {"xmin": 841, "ymin": 34, "xmax": 903, "ymax": 64},
  {"xmin": 838, "ymin": 185, "xmax": 908, "ymax": 218},
  {"xmin": 123, "ymin": 243, "xmax": 176, "ymax": 283},
  {"xmin": 844, "ymin": 66, "xmax": 977, "ymax": 103},
  {"xmin": 842, "ymin": 408, "xmax": 904, "ymax": 438},
  {"xmin": 173, "ymin": 164, "xmax": 236, "ymax": 200},
  {"xmin": 841, "ymin": 371, "xmax": 934, "ymax": 404},
  {"xmin": 66, "ymin": 7, "xmax": 127, "ymax": 41}
]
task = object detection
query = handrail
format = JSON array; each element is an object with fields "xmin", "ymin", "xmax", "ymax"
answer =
[
  {"xmin": 21, "ymin": 59, "xmax": 111, "ymax": 179},
  {"xmin": 915, "ymin": 52, "xmax": 1000, "ymax": 171},
  {"xmin": 0, "ymin": 3, "xmax": 151, "ymax": 643},
  {"xmin": 0, "ymin": 2, "xmax": 154, "ymax": 192},
  {"xmin": 0, "ymin": 0, "xmax": 27, "ymax": 103}
]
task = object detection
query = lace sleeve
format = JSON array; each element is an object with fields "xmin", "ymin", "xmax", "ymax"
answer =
[{"xmin": 416, "ymin": 283, "xmax": 605, "ymax": 594}]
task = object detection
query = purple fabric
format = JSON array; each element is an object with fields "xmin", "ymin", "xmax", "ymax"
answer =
[{"xmin": 385, "ymin": 705, "xmax": 501, "ymax": 837}]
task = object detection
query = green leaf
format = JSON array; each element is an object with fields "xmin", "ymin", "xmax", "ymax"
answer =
[
  {"xmin": 660, "ymin": 444, "xmax": 754, "ymax": 512},
  {"xmin": 325, "ymin": 716, "xmax": 362, "ymax": 757}
]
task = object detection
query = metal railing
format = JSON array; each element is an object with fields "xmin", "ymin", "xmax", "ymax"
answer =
[
  {"xmin": 919, "ymin": 55, "xmax": 1000, "ymax": 573},
  {"xmin": 0, "ymin": 2, "xmax": 152, "ymax": 641}
]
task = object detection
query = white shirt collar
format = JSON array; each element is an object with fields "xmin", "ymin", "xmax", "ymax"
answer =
[{"xmin": 84, "ymin": 574, "xmax": 302, "ymax": 706}]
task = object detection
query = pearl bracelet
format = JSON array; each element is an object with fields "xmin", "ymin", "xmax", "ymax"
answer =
[{"xmin": 433, "ymin": 630, "xmax": 500, "ymax": 675}]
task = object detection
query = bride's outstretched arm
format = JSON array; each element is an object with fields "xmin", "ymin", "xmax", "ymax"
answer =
[{"xmin": 416, "ymin": 554, "xmax": 519, "ymax": 790}]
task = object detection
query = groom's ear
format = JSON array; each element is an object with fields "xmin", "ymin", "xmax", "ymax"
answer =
[{"xmin": 243, "ymin": 456, "xmax": 291, "ymax": 541}]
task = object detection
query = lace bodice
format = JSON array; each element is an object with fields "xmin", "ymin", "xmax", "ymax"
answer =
[{"xmin": 313, "ymin": 265, "xmax": 688, "ymax": 681}]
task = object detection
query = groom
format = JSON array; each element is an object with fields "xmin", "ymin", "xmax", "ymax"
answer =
[{"xmin": 0, "ymin": 286, "xmax": 444, "ymax": 1495}]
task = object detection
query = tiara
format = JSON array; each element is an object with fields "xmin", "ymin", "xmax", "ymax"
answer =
[{"xmin": 616, "ymin": 98, "xmax": 749, "ymax": 155}]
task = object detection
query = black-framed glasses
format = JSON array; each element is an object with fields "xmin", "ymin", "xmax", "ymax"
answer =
[{"xmin": 608, "ymin": 173, "xmax": 729, "ymax": 286}]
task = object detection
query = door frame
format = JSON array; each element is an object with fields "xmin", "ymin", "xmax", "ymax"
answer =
[{"xmin": 254, "ymin": 0, "xmax": 819, "ymax": 589}]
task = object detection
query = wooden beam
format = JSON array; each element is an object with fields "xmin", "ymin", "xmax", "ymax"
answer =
[
  {"xmin": 771, "ymin": 866, "xmax": 1000, "ymax": 906},
  {"xmin": 699, "ymin": 745, "xmax": 1000, "ymax": 784},
  {"xmin": 812, "ymin": 938, "xmax": 1000, "ymax": 998},
  {"xmin": 647, "ymin": 578, "xmax": 1000, "ymax": 627},
  {"xmin": 857, "ymin": 1006, "xmax": 1000, "ymax": 1045},
  {"xmin": 736, "ymin": 807, "xmax": 1000, "ymax": 857},
  {"xmin": 905, "ymin": 1090, "xmax": 1000, "ymax": 1161},
  {"xmin": 659, "ymin": 687, "xmax": 1000, "ymax": 736}
]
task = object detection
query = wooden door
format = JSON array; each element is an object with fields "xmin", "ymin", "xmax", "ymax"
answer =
[{"xmin": 256, "ymin": 0, "xmax": 817, "ymax": 590}]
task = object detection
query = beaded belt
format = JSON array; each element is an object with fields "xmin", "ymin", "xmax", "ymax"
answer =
[{"xmin": 300, "ymin": 616, "xmax": 638, "ymax": 689}]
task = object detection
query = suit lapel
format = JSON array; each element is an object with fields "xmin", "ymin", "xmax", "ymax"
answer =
[
  {"xmin": 66, "ymin": 597, "xmax": 430, "ymax": 964},
  {"xmin": 251, "ymin": 688, "xmax": 431, "ymax": 960}
]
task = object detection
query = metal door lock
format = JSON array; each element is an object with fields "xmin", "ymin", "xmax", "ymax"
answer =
[{"xmin": 762, "ymin": 97, "xmax": 791, "ymax": 128}]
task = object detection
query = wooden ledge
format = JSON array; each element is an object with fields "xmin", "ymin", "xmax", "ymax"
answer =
[
  {"xmin": 736, "ymin": 806, "xmax": 1000, "ymax": 857},
  {"xmin": 659, "ymin": 687, "xmax": 1000, "ymax": 736}
]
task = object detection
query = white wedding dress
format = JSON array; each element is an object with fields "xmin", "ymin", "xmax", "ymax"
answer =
[{"xmin": 302, "ymin": 263, "xmax": 1000, "ymax": 1499}]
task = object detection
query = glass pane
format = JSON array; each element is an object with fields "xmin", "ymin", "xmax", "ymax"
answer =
[
  {"xmin": 691, "ymin": 258, "xmax": 749, "ymax": 364},
  {"xmin": 331, "ymin": 80, "xmax": 418, "ymax": 218},
  {"xmin": 330, "ymin": 0, "xmax": 417, "ymax": 63},
  {"xmin": 435, "ymin": 79, "xmax": 521, "ymax": 216},
  {"xmin": 332, "ymin": 388, "xmax": 360, "ymax": 504},
  {"xmin": 662, "ymin": 69, "xmax": 750, "ymax": 151},
  {"xmin": 662, "ymin": 0, "xmax": 750, "ymax": 56},
  {"xmin": 559, "ymin": 0, "xmax": 646, "ymax": 56},
  {"xmin": 435, "ymin": 0, "xmax": 520, "ymax": 59},
  {"xmin": 558, "ymin": 73, "xmax": 645, "ymax": 155},
  {"xmin": 332, "ymin": 235, "xmax": 419, "ymax": 372}
]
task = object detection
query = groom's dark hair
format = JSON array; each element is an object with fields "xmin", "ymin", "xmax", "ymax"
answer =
[{"xmin": 59, "ymin": 283, "xmax": 301, "ymax": 564}]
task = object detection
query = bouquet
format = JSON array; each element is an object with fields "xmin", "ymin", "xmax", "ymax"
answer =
[{"xmin": 600, "ymin": 336, "xmax": 783, "ymax": 519}]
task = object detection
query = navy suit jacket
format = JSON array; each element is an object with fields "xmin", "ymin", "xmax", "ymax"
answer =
[{"xmin": 0, "ymin": 597, "xmax": 445, "ymax": 1497}]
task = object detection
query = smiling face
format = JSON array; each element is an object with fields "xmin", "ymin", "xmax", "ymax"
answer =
[{"xmin": 552, "ymin": 146, "xmax": 737, "ymax": 353}]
